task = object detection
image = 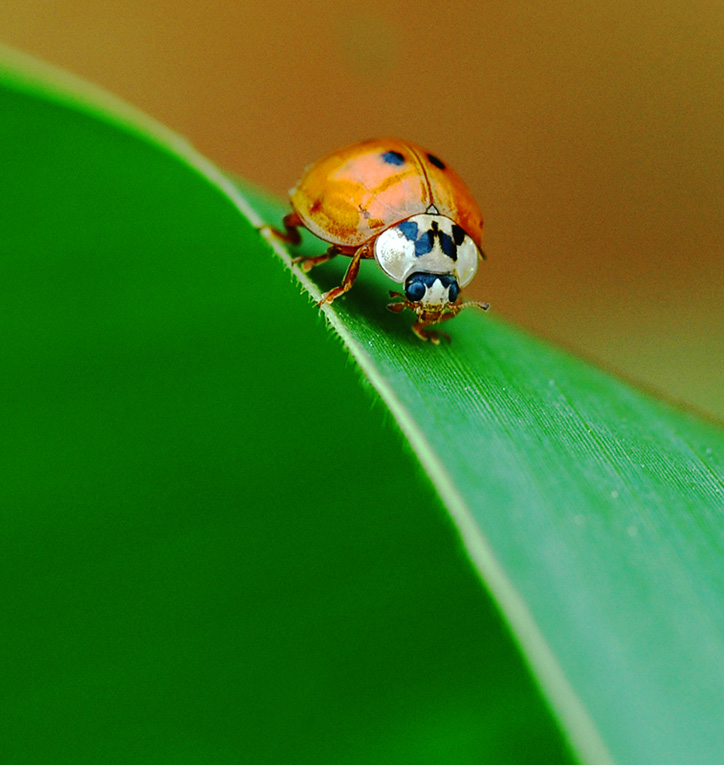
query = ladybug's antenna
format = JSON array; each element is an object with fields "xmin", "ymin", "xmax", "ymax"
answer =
[{"xmin": 461, "ymin": 301, "xmax": 490, "ymax": 312}]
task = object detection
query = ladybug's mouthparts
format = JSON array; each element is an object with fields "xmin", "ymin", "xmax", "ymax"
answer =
[
  {"xmin": 387, "ymin": 291, "xmax": 455, "ymax": 317},
  {"xmin": 388, "ymin": 291, "xmax": 490, "ymax": 319},
  {"xmin": 416, "ymin": 305, "xmax": 449, "ymax": 321}
]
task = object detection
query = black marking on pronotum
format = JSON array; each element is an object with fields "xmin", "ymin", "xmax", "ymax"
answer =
[
  {"xmin": 398, "ymin": 220, "xmax": 419, "ymax": 242},
  {"xmin": 426, "ymin": 154, "xmax": 446, "ymax": 170},
  {"xmin": 416, "ymin": 230, "xmax": 434, "ymax": 257},
  {"xmin": 381, "ymin": 150, "xmax": 405, "ymax": 166},
  {"xmin": 399, "ymin": 219, "xmax": 434, "ymax": 256},
  {"xmin": 398, "ymin": 219, "xmax": 461, "ymax": 260},
  {"xmin": 428, "ymin": 221, "xmax": 457, "ymax": 260},
  {"xmin": 438, "ymin": 229, "xmax": 457, "ymax": 259}
]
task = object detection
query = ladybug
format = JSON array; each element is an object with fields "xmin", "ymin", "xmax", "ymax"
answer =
[{"xmin": 268, "ymin": 138, "xmax": 489, "ymax": 343}]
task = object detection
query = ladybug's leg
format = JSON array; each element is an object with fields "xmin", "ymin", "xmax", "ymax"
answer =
[
  {"xmin": 261, "ymin": 211, "xmax": 304, "ymax": 245},
  {"xmin": 292, "ymin": 245, "xmax": 340, "ymax": 273},
  {"xmin": 411, "ymin": 307, "xmax": 463, "ymax": 344},
  {"xmin": 318, "ymin": 245, "xmax": 366, "ymax": 306},
  {"xmin": 411, "ymin": 319, "xmax": 452, "ymax": 345},
  {"xmin": 411, "ymin": 301, "xmax": 490, "ymax": 343}
]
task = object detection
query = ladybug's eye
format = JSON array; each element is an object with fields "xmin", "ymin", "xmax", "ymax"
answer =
[
  {"xmin": 448, "ymin": 280, "xmax": 460, "ymax": 302},
  {"xmin": 405, "ymin": 280, "xmax": 426, "ymax": 302}
]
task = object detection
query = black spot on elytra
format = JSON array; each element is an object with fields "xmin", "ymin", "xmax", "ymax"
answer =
[
  {"xmin": 426, "ymin": 153, "xmax": 446, "ymax": 170},
  {"xmin": 381, "ymin": 150, "xmax": 405, "ymax": 166}
]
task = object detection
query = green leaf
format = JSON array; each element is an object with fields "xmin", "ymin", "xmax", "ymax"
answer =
[
  {"xmin": 250, "ymin": 185, "xmax": 724, "ymax": 764},
  {"xmin": 0, "ymin": 47, "xmax": 570, "ymax": 763},
  {"xmin": 3, "ymin": 45, "xmax": 724, "ymax": 765}
]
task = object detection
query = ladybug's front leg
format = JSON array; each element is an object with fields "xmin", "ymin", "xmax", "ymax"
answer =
[
  {"xmin": 318, "ymin": 245, "xmax": 366, "ymax": 306},
  {"xmin": 411, "ymin": 321, "xmax": 451, "ymax": 345},
  {"xmin": 262, "ymin": 211, "xmax": 304, "ymax": 245},
  {"xmin": 292, "ymin": 245, "xmax": 340, "ymax": 273}
]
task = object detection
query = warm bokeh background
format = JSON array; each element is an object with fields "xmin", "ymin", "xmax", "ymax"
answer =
[{"xmin": 3, "ymin": 0, "xmax": 722, "ymax": 419}]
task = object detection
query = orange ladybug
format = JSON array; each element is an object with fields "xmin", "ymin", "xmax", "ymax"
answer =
[{"xmin": 269, "ymin": 138, "xmax": 489, "ymax": 343}]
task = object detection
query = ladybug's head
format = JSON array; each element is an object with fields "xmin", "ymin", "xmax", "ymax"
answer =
[
  {"xmin": 375, "ymin": 212, "xmax": 487, "ymax": 330},
  {"xmin": 387, "ymin": 269, "xmax": 489, "ymax": 336},
  {"xmin": 404, "ymin": 272, "xmax": 460, "ymax": 310}
]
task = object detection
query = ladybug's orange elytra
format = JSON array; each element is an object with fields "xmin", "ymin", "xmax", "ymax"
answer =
[{"xmin": 268, "ymin": 138, "xmax": 489, "ymax": 344}]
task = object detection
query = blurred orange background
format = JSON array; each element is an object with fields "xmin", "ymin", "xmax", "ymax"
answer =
[{"xmin": 2, "ymin": 0, "xmax": 722, "ymax": 419}]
